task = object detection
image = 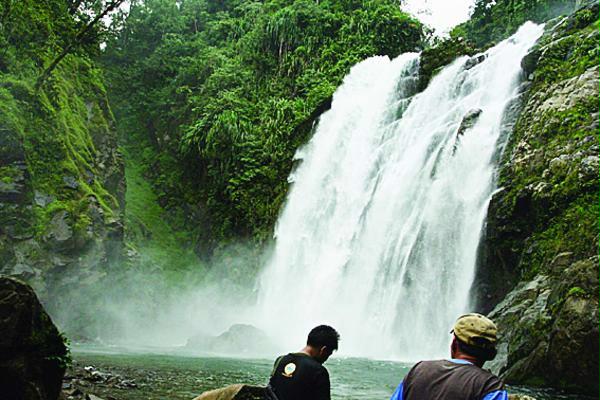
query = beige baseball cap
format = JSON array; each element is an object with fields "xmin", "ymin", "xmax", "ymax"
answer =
[{"xmin": 451, "ymin": 313, "xmax": 497, "ymax": 348}]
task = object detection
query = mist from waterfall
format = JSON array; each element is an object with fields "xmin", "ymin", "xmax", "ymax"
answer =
[{"xmin": 253, "ymin": 22, "xmax": 544, "ymax": 361}]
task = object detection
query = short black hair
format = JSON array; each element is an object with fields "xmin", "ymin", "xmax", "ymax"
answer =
[
  {"xmin": 307, "ymin": 325, "xmax": 340, "ymax": 351},
  {"xmin": 456, "ymin": 337, "xmax": 497, "ymax": 361}
]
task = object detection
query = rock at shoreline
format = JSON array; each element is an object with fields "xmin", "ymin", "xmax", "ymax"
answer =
[
  {"xmin": 60, "ymin": 360, "xmax": 141, "ymax": 400},
  {"xmin": 0, "ymin": 276, "xmax": 68, "ymax": 400}
]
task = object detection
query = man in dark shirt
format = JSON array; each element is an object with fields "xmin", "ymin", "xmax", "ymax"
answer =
[
  {"xmin": 268, "ymin": 325, "xmax": 339, "ymax": 400},
  {"xmin": 390, "ymin": 313, "xmax": 508, "ymax": 400}
]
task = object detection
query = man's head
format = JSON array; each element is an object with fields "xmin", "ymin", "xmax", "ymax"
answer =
[
  {"xmin": 306, "ymin": 325, "xmax": 340, "ymax": 363},
  {"xmin": 450, "ymin": 313, "xmax": 498, "ymax": 365}
]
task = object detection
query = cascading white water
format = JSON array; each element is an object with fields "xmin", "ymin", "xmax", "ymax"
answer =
[{"xmin": 254, "ymin": 22, "xmax": 544, "ymax": 360}]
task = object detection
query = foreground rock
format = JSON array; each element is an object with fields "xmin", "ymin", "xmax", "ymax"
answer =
[
  {"xmin": 0, "ymin": 276, "xmax": 68, "ymax": 400},
  {"xmin": 193, "ymin": 384, "xmax": 265, "ymax": 400}
]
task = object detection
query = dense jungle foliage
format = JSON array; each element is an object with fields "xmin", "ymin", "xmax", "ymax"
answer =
[{"xmin": 101, "ymin": 0, "xmax": 424, "ymax": 253}]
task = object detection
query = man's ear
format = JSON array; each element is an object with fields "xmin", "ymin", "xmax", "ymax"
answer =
[{"xmin": 450, "ymin": 337, "xmax": 458, "ymax": 356}]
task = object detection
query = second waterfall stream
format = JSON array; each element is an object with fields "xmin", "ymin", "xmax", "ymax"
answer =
[{"xmin": 252, "ymin": 22, "xmax": 544, "ymax": 360}]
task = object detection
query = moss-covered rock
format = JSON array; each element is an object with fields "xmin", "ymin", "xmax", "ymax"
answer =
[
  {"xmin": 487, "ymin": 257, "xmax": 599, "ymax": 394},
  {"xmin": 476, "ymin": 2, "xmax": 599, "ymax": 308},
  {"xmin": 418, "ymin": 37, "xmax": 477, "ymax": 91},
  {"xmin": 474, "ymin": 3, "xmax": 599, "ymax": 394},
  {"xmin": 0, "ymin": 58, "xmax": 125, "ymax": 301},
  {"xmin": 0, "ymin": 2, "xmax": 125, "ymax": 335}
]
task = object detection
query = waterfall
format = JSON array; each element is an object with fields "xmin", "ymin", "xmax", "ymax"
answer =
[{"xmin": 254, "ymin": 22, "xmax": 544, "ymax": 360}]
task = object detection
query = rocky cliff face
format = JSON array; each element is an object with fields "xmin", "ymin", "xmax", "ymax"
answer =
[
  {"xmin": 473, "ymin": 3, "xmax": 599, "ymax": 394},
  {"xmin": 0, "ymin": 58, "xmax": 125, "ymax": 333}
]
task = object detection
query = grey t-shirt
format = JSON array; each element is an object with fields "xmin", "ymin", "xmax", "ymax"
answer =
[{"xmin": 402, "ymin": 359, "xmax": 504, "ymax": 400}]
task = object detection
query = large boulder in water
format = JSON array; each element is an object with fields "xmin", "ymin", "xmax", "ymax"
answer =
[
  {"xmin": 212, "ymin": 324, "xmax": 273, "ymax": 354},
  {"xmin": 186, "ymin": 324, "xmax": 274, "ymax": 355},
  {"xmin": 0, "ymin": 276, "xmax": 68, "ymax": 400}
]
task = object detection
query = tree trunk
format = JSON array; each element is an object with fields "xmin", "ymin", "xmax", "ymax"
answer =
[{"xmin": 36, "ymin": 0, "xmax": 125, "ymax": 89}]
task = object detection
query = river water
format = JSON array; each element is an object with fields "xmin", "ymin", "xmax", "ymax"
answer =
[
  {"xmin": 71, "ymin": 348, "xmax": 589, "ymax": 400},
  {"xmin": 72, "ymin": 348, "xmax": 408, "ymax": 400}
]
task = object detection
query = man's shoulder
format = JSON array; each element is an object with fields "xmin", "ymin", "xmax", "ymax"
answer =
[
  {"xmin": 414, "ymin": 359, "xmax": 444, "ymax": 366},
  {"xmin": 276, "ymin": 353, "xmax": 327, "ymax": 371},
  {"xmin": 410, "ymin": 359, "xmax": 502, "ymax": 382},
  {"xmin": 409, "ymin": 359, "xmax": 452, "ymax": 370},
  {"xmin": 297, "ymin": 354, "xmax": 328, "ymax": 373}
]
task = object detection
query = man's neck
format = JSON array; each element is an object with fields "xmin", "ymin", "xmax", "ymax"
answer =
[
  {"xmin": 300, "ymin": 346, "xmax": 317, "ymax": 358},
  {"xmin": 453, "ymin": 353, "xmax": 483, "ymax": 367}
]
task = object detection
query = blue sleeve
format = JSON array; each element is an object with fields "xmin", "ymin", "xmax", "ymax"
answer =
[
  {"xmin": 390, "ymin": 381, "xmax": 404, "ymax": 400},
  {"xmin": 483, "ymin": 390, "xmax": 508, "ymax": 400}
]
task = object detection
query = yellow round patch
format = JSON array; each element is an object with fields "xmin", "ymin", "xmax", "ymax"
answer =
[{"xmin": 283, "ymin": 362, "xmax": 296, "ymax": 377}]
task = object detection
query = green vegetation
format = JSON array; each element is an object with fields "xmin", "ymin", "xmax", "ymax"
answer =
[
  {"xmin": 566, "ymin": 286, "xmax": 586, "ymax": 297},
  {"xmin": 123, "ymin": 146, "xmax": 200, "ymax": 272},
  {"xmin": 521, "ymin": 195, "xmax": 599, "ymax": 278},
  {"xmin": 0, "ymin": 1, "xmax": 133, "ymax": 337},
  {"xmin": 101, "ymin": 0, "xmax": 424, "ymax": 251},
  {"xmin": 450, "ymin": 0, "xmax": 580, "ymax": 49}
]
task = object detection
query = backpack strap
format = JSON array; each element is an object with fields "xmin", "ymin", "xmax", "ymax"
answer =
[
  {"xmin": 265, "ymin": 384, "xmax": 280, "ymax": 400},
  {"xmin": 270, "ymin": 356, "xmax": 284, "ymax": 377}
]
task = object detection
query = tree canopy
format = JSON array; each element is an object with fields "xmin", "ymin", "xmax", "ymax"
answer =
[{"xmin": 102, "ymin": 0, "xmax": 424, "ymax": 248}]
